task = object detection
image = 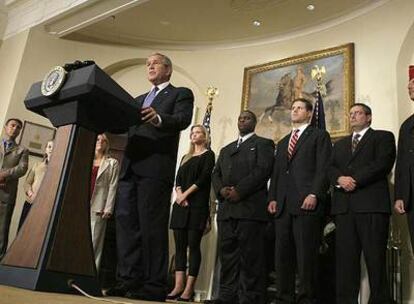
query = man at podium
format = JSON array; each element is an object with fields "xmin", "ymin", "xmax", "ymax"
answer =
[{"xmin": 107, "ymin": 53, "xmax": 194, "ymax": 301}]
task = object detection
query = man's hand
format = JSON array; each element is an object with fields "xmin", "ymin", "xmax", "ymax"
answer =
[
  {"xmin": 220, "ymin": 186, "xmax": 232, "ymax": 199},
  {"xmin": 394, "ymin": 199, "xmax": 406, "ymax": 214},
  {"xmin": 27, "ymin": 190, "xmax": 36, "ymax": 203},
  {"xmin": 227, "ymin": 187, "xmax": 240, "ymax": 203},
  {"xmin": 268, "ymin": 200, "xmax": 278, "ymax": 214},
  {"xmin": 337, "ymin": 176, "xmax": 357, "ymax": 192},
  {"xmin": 176, "ymin": 192, "xmax": 187, "ymax": 204},
  {"xmin": 141, "ymin": 107, "xmax": 160, "ymax": 125},
  {"xmin": 301, "ymin": 194, "xmax": 317, "ymax": 210}
]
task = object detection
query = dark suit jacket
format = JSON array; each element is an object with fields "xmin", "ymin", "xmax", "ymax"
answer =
[
  {"xmin": 120, "ymin": 84, "xmax": 194, "ymax": 182},
  {"xmin": 328, "ymin": 128, "xmax": 396, "ymax": 215},
  {"xmin": 269, "ymin": 126, "xmax": 332, "ymax": 217},
  {"xmin": 212, "ymin": 134, "xmax": 275, "ymax": 222},
  {"xmin": 395, "ymin": 114, "xmax": 414, "ymax": 211}
]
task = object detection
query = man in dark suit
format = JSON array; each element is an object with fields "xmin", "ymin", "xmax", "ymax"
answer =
[
  {"xmin": 395, "ymin": 66, "xmax": 414, "ymax": 247},
  {"xmin": 328, "ymin": 103, "xmax": 395, "ymax": 304},
  {"xmin": 0, "ymin": 118, "xmax": 28, "ymax": 259},
  {"xmin": 207, "ymin": 110, "xmax": 274, "ymax": 304},
  {"xmin": 107, "ymin": 53, "xmax": 194, "ymax": 301},
  {"xmin": 268, "ymin": 98, "xmax": 332, "ymax": 304}
]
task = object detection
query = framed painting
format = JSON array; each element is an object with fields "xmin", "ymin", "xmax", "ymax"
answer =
[
  {"xmin": 19, "ymin": 121, "xmax": 56, "ymax": 157},
  {"xmin": 242, "ymin": 43, "xmax": 354, "ymax": 142}
]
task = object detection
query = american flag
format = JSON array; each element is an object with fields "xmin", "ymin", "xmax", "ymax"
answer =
[
  {"xmin": 202, "ymin": 103, "xmax": 212, "ymax": 147},
  {"xmin": 310, "ymin": 91, "xmax": 326, "ymax": 130}
]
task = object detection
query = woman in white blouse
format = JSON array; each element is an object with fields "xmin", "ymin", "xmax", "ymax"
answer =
[{"xmin": 90, "ymin": 133, "xmax": 120, "ymax": 269}]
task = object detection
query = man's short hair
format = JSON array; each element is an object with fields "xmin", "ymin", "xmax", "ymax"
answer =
[
  {"xmin": 149, "ymin": 53, "xmax": 172, "ymax": 68},
  {"xmin": 241, "ymin": 110, "xmax": 257, "ymax": 124},
  {"xmin": 5, "ymin": 118, "xmax": 23, "ymax": 128},
  {"xmin": 292, "ymin": 98, "xmax": 313, "ymax": 112},
  {"xmin": 351, "ymin": 103, "xmax": 372, "ymax": 115}
]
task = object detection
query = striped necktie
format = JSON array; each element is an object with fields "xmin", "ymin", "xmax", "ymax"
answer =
[
  {"xmin": 352, "ymin": 133, "xmax": 361, "ymax": 153},
  {"xmin": 288, "ymin": 129, "xmax": 299, "ymax": 160}
]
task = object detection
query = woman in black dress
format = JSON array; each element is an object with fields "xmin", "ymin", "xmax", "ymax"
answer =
[{"xmin": 167, "ymin": 124, "xmax": 215, "ymax": 301}]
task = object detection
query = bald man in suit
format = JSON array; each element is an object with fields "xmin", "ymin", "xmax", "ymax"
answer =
[{"xmin": 208, "ymin": 110, "xmax": 274, "ymax": 304}]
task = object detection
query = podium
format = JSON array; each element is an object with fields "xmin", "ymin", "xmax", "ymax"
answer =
[{"xmin": 0, "ymin": 64, "xmax": 138, "ymax": 295}]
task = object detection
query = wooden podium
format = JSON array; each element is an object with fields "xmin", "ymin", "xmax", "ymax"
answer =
[{"xmin": 0, "ymin": 64, "xmax": 138, "ymax": 295}]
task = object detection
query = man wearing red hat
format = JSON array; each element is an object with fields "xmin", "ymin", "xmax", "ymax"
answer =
[{"xmin": 394, "ymin": 66, "xmax": 414, "ymax": 245}]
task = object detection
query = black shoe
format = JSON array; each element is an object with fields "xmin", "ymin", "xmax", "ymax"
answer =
[
  {"xmin": 126, "ymin": 290, "xmax": 166, "ymax": 302},
  {"xmin": 166, "ymin": 291, "xmax": 183, "ymax": 300},
  {"xmin": 104, "ymin": 284, "xmax": 129, "ymax": 297},
  {"xmin": 176, "ymin": 293, "xmax": 194, "ymax": 302}
]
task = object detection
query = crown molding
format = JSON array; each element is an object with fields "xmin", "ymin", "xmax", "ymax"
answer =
[{"xmin": 1, "ymin": 0, "xmax": 146, "ymax": 40}]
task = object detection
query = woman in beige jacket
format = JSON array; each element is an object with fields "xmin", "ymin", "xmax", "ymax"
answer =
[
  {"xmin": 90, "ymin": 133, "xmax": 119, "ymax": 269},
  {"xmin": 19, "ymin": 140, "xmax": 53, "ymax": 230}
]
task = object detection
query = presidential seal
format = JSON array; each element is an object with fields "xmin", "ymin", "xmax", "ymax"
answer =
[{"xmin": 41, "ymin": 66, "xmax": 67, "ymax": 96}]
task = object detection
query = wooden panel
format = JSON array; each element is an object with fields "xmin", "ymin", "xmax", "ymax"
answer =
[
  {"xmin": 2, "ymin": 126, "xmax": 73, "ymax": 268},
  {"xmin": 46, "ymin": 127, "xmax": 96, "ymax": 276}
]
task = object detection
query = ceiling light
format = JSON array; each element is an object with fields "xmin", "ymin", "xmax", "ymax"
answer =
[
  {"xmin": 160, "ymin": 21, "xmax": 170, "ymax": 26},
  {"xmin": 253, "ymin": 20, "xmax": 261, "ymax": 27},
  {"xmin": 307, "ymin": 4, "xmax": 315, "ymax": 11}
]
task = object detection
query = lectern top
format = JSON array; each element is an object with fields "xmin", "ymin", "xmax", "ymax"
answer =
[{"xmin": 24, "ymin": 64, "xmax": 140, "ymax": 134}]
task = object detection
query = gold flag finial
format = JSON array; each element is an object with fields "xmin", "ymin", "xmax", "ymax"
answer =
[
  {"xmin": 311, "ymin": 65, "xmax": 327, "ymax": 96},
  {"xmin": 205, "ymin": 86, "xmax": 219, "ymax": 112}
]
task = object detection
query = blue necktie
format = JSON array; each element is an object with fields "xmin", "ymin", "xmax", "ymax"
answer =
[
  {"xmin": 142, "ymin": 87, "xmax": 159, "ymax": 108},
  {"xmin": 3, "ymin": 140, "xmax": 12, "ymax": 151}
]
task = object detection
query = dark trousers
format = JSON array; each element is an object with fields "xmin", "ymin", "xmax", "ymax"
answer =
[
  {"xmin": 115, "ymin": 174, "xmax": 171, "ymax": 296},
  {"xmin": 335, "ymin": 212, "xmax": 390, "ymax": 304},
  {"xmin": 217, "ymin": 219, "xmax": 266, "ymax": 304},
  {"xmin": 274, "ymin": 212, "xmax": 321, "ymax": 304},
  {"xmin": 173, "ymin": 229, "xmax": 203, "ymax": 277},
  {"xmin": 0, "ymin": 201, "xmax": 15, "ymax": 259},
  {"xmin": 18, "ymin": 201, "xmax": 32, "ymax": 231}
]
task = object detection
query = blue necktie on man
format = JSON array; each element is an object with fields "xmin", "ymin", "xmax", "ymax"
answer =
[
  {"xmin": 2, "ymin": 140, "xmax": 13, "ymax": 151},
  {"xmin": 142, "ymin": 86, "xmax": 159, "ymax": 108}
]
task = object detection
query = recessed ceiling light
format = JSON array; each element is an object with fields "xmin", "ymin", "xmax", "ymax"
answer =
[
  {"xmin": 160, "ymin": 20, "xmax": 171, "ymax": 26},
  {"xmin": 253, "ymin": 20, "xmax": 261, "ymax": 27},
  {"xmin": 307, "ymin": 4, "xmax": 315, "ymax": 11}
]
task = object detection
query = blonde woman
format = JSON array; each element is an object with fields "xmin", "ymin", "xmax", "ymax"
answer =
[
  {"xmin": 167, "ymin": 125, "xmax": 215, "ymax": 301},
  {"xmin": 90, "ymin": 133, "xmax": 119, "ymax": 269},
  {"xmin": 19, "ymin": 140, "xmax": 53, "ymax": 230}
]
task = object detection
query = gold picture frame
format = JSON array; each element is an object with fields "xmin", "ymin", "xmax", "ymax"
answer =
[
  {"xmin": 19, "ymin": 121, "xmax": 56, "ymax": 157},
  {"xmin": 242, "ymin": 43, "xmax": 354, "ymax": 142}
]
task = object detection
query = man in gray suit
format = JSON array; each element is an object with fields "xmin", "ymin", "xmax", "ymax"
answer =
[{"xmin": 0, "ymin": 118, "xmax": 29, "ymax": 259}]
